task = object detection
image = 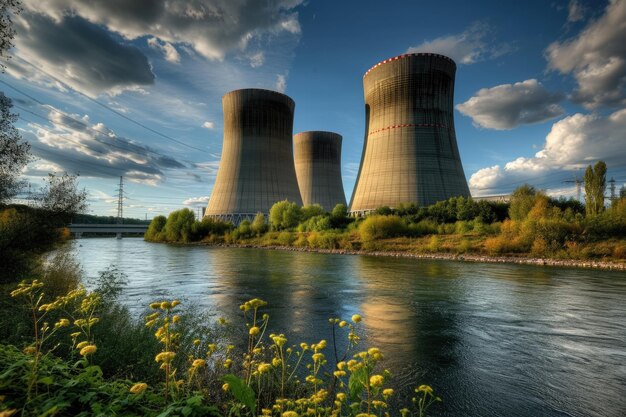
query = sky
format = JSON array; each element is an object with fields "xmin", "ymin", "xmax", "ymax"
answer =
[{"xmin": 2, "ymin": 0, "xmax": 626, "ymax": 218}]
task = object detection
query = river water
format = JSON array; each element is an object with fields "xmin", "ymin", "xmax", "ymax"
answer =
[{"xmin": 71, "ymin": 238, "xmax": 626, "ymax": 417}]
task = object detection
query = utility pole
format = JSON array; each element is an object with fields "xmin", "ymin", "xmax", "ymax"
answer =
[{"xmin": 115, "ymin": 176, "xmax": 124, "ymax": 239}]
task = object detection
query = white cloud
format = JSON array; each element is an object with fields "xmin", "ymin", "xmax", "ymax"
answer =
[
  {"xmin": 202, "ymin": 121, "xmax": 215, "ymax": 129},
  {"xmin": 21, "ymin": 0, "xmax": 304, "ymax": 61},
  {"xmin": 183, "ymin": 196, "xmax": 211, "ymax": 206},
  {"xmin": 406, "ymin": 22, "xmax": 512, "ymax": 64},
  {"xmin": 567, "ymin": 0, "xmax": 585, "ymax": 22},
  {"xmin": 456, "ymin": 79, "xmax": 564, "ymax": 130},
  {"xmin": 248, "ymin": 51, "xmax": 265, "ymax": 68},
  {"xmin": 20, "ymin": 104, "xmax": 187, "ymax": 185},
  {"xmin": 147, "ymin": 37, "xmax": 181, "ymax": 63},
  {"xmin": 546, "ymin": 0, "xmax": 626, "ymax": 108},
  {"xmin": 275, "ymin": 74, "xmax": 287, "ymax": 93},
  {"xmin": 469, "ymin": 109, "xmax": 626, "ymax": 195}
]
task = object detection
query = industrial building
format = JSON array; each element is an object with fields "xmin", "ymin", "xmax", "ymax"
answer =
[
  {"xmin": 294, "ymin": 131, "xmax": 347, "ymax": 210},
  {"xmin": 205, "ymin": 88, "xmax": 302, "ymax": 224},
  {"xmin": 349, "ymin": 53, "xmax": 470, "ymax": 215}
]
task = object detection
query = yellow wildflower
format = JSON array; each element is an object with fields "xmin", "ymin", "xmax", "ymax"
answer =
[
  {"xmin": 369, "ymin": 374, "xmax": 384, "ymax": 387},
  {"xmin": 172, "ymin": 315, "xmax": 180, "ymax": 323},
  {"xmin": 300, "ymin": 342, "xmax": 309, "ymax": 350},
  {"xmin": 351, "ymin": 314, "xmax": 362, "ymax": 323},
  {"xmin": 258, "ymin": 363, "xmax": 272, "ymax": 373},
  {"xmin": 222, "ymin": 383, "xmax": 229, "ymax": 392},
  {"xmin": 223, "ymin": 359, "xmax": 233, "ymax": 369},
  {"xmin": 193, "ymin": 339, "xmax": 200, "ymax": 346},
  {"xmin": 207, "ymin": 343, "xmax": 217, "ymax": 353},
  {"xmin": 282, "ymin": 412, "xmax": 299, "ymax": 417},
  {"xmin": 192, "ymin": 359, "xmax": 206, "ymax": 368},
  {"xmin": 155, "ymin": 351, "xmax": 176, "ymax": 363},
  {"xmin": 383, "ymin": 388, "xmax": 394, "ymax": 397},
  {"xmin": 336, "ymin": 361, "xmax": 346, "ymax": 370},
  {"xmin": 160, "ymin": 301, "xmax": 171, "ymax": 310},
  {"xmin": 272, "ymin": 357, "xmax": 282, "ymax": 367},
  {"xmin": 171, "ymin": 300, "xmax": 180, "ymax": 307},
  {"xmin": 261, "ymin": 409, "xmax": 272, "ymax": 416},
  {"xmin": 416, "ymin": 384, "xmax": 433, "ymax": 394},
  {"xmin": 129, "ymin": 382, "xmax": 148, "ymax": 394},
  {"xmin": 339, "ymin": 320, "xmax": 347, "ymax": 327},
  {"xmin": 76, "ymin": 341, "xmax": 89, "ymax": 349},
  {"xmin": 56, "ymin": 318, "xmax": 70, "ymax": 327},
  {"xmin": 79, "ymin": 344, "xmax": 97, "ymax": 356},
  {"xmin": 312, "ymin": 353, "xmax": 325, "ymax": 362},
  {"xmin": 336, "ymin": 392, "xmax": 346, "ymax": 402},
  {"xmin": 333, "ymin": 370, "xmax": 346, "ymax": 377},
  {"xmin": 149, "ymin": 302, "xmax": 160, "ymax": 309},
  {"xmin": 249, "ymin": 326, "xmax": 260, "ymax": 336},
  {"xmin": 23, "ymin": 346, "xmax": 37, "ymax": 355}
]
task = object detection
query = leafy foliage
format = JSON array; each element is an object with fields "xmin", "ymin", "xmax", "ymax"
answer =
[{"xmin": 0, "ymin": 92, "xmax": 30, "ymax": 204}]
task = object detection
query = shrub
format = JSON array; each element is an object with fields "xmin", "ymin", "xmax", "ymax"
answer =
[
  {"xmin": 407, "ymin": 220, "xmax": 438, "ymax": 236},
  {"xmin": 251, "ymin": 213, "xmax": 268, "ymax": 236},
  {"xmin": 301, "ymin": 204, "xmax": 325, "ymax": 221},
  {"xmin": 358, "ymin": 215, "xmax": 406, "ymax": 242},
  {"xmin": 277, "ymin": 231, "xmax": 294, "ymax": 246},
  {"xmin": 269, "ymin": 200, "xmax": 301, "ymax": 230},
  {"xmin": 427, "ymin": 235, "xmax": 440, "ymax": 252}
]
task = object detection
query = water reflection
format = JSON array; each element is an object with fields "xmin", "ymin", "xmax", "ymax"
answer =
[{"xmin": 71, "ymin": 239, "xmax": 626, "ymax": 417}]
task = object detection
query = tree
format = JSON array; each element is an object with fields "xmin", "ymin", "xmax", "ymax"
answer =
[
  {"xmin": 584, "ymin": 161, "xmax": 607, "ymax": 217},
  {"xmin": 1, "ymin": 0, "xmax": 22, "ymax": 71},
  {"xmin": 39, "ymin": 173, "xmax": 88, "ymax": 223},
  {"xmin": 251, "ymin": 213, "xmax": 268, "ymax": 236},
  {"xmin": 0, "ymin": 92, "xmax": 30, "ymax": 204},
  {"xmin": 508, "ymin": 185, "xmax": 538, "ymax": 221}
]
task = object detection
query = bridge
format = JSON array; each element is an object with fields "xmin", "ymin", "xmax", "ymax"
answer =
[{"xmin": 68, "ymin": 223, "xmax": 148, "ymax": 239}]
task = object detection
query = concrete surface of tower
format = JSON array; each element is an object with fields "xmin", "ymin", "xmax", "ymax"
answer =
[
  {"xmin": 350, "ymin": 53, "xmax": 470, "ymax": 215},
  {"xmin": 205, "ymin": 89, "xmax": 302, "ymax": 224},
  {"xmin": 294, "ymin": 131, "xmax": 347, "ymax": 210}
]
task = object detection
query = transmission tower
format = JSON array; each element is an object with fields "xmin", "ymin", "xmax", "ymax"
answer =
[
  {"xmin": 116, "ymin": 176, "xmax": 124, "ymax": 224},
  {"xmin": 563, "ymin": 172, "xmax": 583, "ymax": 201},
  {"xmin": 608, "ymin": 177, "xmax": 617, "ymax": 203}
]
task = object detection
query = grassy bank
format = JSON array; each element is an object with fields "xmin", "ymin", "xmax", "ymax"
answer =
[{"xmin": 145, "ymin": 186, "xmax": 626, "ymax": 266}]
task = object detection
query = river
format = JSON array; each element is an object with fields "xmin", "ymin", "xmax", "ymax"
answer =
[{"xmin": 71, "ymin": 238, "xmax": 626, "ymax": 417}]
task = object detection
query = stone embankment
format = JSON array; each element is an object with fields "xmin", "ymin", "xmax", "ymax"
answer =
[{"xmin": 194, "ymin": 243, "xmax": 626, "ymax": 271}]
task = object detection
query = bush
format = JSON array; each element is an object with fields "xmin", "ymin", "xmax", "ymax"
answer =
[
  {"xmin": 277, "ymin": 231, "xmax": 294, "ymax": 246},
  {"xmin": 269, "ymin": 200, "xmax": 301, "ymax": 230},
  {"xmin": 251, "ymin": 213, "xmax": 268, "ymax": 236},
  {"xmin": 358, "ymin": 215, "xmax": 406, "ymax": 242},
  {"xmin": 300, "ymin": 204, "xmax": 324, "ymax": 221},
  {"xmin": 407, "ymin": 220, "xmax": 438, "ymax": 236}
]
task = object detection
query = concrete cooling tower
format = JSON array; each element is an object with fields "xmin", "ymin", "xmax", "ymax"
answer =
[
  {"xmin": 294, "ymin": 131, "xmax": 347, "ymax": 210},
  {"xmin": 205, "ymin": 89, "xmax": 302, "ymax": 224},
  {"xmin": 349, "ymin": 53, "xmax": 470, "ymax": 215}
]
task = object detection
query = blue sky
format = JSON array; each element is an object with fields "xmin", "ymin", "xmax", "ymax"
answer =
[{"xmin": 3, "ymin": 0, "xmax": 626, "ymax": 218}]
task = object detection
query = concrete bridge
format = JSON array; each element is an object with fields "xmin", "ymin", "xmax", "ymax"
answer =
[{"xmin": 68, "ymin": 223, "xmax": 148, "ymax": 239}]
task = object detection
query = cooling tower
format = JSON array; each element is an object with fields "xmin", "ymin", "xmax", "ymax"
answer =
[
  {"xmin": 205, "ymin": 88, "xmax": 302, "ymax": 224},
  {"xmin": 294, "ymin": 131, "xmax": 347, "ymax": 210},
  {"xmin": 349, "ymin": 53, "xmax": 470, "ymax": 215}
]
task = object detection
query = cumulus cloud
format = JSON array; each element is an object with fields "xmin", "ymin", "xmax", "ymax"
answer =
[
  {"xmin": 9, "ymin": 13, "xmax": 155, "ymax": 97},
  {"xmin": 546, "ymin": 0, "xmax": 626, "ymax": 108},
  {"xmin": 147, "ymin": 37, "xmax": 181, "ymax": 63},
  {"xmin": 406, "ymin": 22, "xmax": 513, "ymax": 64},
  {"xmin": 202, "ymin": 121, "xmax": 215, "ymax": 129},
  {"xmin": 183, "ymin": 196, "xmax": 210, "ymax": 206},
  {"xmin": 21, "ymin": 105, "xmax": 188, "ymax": 185},
  {"xmin": 21, "ymin": 0, "xmax": 303, "ymax": 61},
  {"xmin": 469, "ymin": 109, "xmax": 626, "ymax": 195},
  {"xmin": 456, "ymin": 79, "xmax": 564, "ymax": 130}
]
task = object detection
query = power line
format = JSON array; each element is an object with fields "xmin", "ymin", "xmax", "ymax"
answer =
[{"xmin": 4, "ymin": 62, "xmax": 210, "ymax": 154}]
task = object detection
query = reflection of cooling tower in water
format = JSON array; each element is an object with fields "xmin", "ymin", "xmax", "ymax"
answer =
[
  {"xmin": 294, "ymin": 131, "xmax": 347, "ymax": 210},
  {"xmin": 206, "ymin": 89, "xmax": 303, "ymax": 224},
  {"xmin": 350, "ymin": 53, "xmax": 470, "ymax": 215}
]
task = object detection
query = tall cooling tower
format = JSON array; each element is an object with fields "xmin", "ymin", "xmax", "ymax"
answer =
[
  {"xmin": 205, "ymin": 89, "xmax": 302, "ymax": 224},
  {"xmin": 294, "ymin": 131, "xmax": 347, "ymax": 210},
  {"xmin": 349, "ymin": 53, "xmax": 470, "ymax": 215}
]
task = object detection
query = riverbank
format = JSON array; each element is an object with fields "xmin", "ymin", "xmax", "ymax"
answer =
[{"xmin": 188, "ymin": 241, "xmax": 626, "ymax": 271}]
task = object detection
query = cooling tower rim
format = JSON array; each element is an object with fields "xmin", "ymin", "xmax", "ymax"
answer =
[
  {"xmin": 222, "ymin": 88, "xmax": 295, "ymax": 105},
  {"xmin": 294, "ymin": 130, "xmax": 343, "ymax": 139},
  {"xmin": 363, "ymin": 52, "xmax": 456, "ymax": 78}
]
